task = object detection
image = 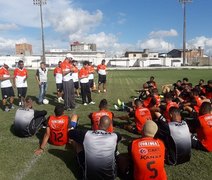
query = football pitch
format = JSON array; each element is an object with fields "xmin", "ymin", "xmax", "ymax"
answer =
[{"xmin": 0, "ymin": 69, "xmax": 211, "ymax": 180}]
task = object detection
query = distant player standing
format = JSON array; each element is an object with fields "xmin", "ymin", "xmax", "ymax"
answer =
[
  {"xmin": 60, "ymin": 54, "xmax": 75, "ymax": 110},
  {"xmin": 72, "ymin": 60, "xmax": 80, "ymax": 97},
  {"xmin": 88, "ymin": 62, "xmax": 95, "ymax": 91},
  {"xmin": 35, "ymin": 62, "xmax": 48, "ymax": 104},
  {"xmin": 14, "ymin": 60, "xmax": 28, "ymax": 106},
  {"xmin": 78, "ymin": 61, "xmax": 95, "ymax": 105},
  {"xmin": 0, "ymin": 64, "xmax": 15, "ymax": 112},
  {"xmin": 97, "ymin": 59, "xmax": 107, "ymax": 93},
  {"xmin": 53, "ymin": 61, "xmax": 64, "ymax": 103}
]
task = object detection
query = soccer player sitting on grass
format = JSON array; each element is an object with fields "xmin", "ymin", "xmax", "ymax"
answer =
[
  {"xmin": 13, "ymin": 97, "xmax": 47, "ymax": 137},
  {"xmin": 128, "ymin": 120, "xmax": 167, "ymax": 180},
  {"xmin": 34, "ymin": 104, "xmax": 78, "ymax": 155},
  {"xmin": 69, "ymin": 115, "xmax": 121, "ymax": 180},
  {"xmin": 122, "ymin": 99, "xmax": 152, "ymax": 134},
  {"xmin": 155, "ymin": 107, "xmax": 191, "ymax": 165},
  {"xmin": 191, "ymin": 102, "xmax": 212, "ymax": 152},
  {"xmin": 89, "ymin": 99, "xmax": 114, "ymax": 132}
]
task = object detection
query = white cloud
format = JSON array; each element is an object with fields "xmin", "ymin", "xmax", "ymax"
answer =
[
  {"xmin": 73, "ymin": 32, "xmax": 133, "ymax": 56},
  {"xmin": 138, "ymin": 38, "xmax": 175, "ymax": 52},
  {"xmin": 149, "ymin": 29, "xmax": 178, "ymax": 38},
  {"xmin": 0, "ymin": 23, "xmax": 19, "ymax": 31},
  {"xmin": 0, "ymin": 37, "xmax": 27, "ymax": 54},
  {"xmin": 187, "ymin": 36, "xmax": 212, "ymax": 55}
]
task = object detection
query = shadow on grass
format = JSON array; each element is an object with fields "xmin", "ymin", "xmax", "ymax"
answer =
[
  {"xmin": 48, "ymin": 149, "xmax": 83, "ymax": 180},
  {"xmin": 35, "ymin": 128, "xmax": 46, "ymax": 144}
]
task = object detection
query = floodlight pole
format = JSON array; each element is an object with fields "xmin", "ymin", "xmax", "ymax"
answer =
[
  {"xmin": 179, "ymin": 0, "xmax": 192, "ymax": 66},
  {"xmin": 33, "ymin": 0, "xmax": 47, "ymax": 63}
]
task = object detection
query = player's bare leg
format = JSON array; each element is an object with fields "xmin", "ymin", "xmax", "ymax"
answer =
[{"xmin": 103, "ymin": 83, "xmax": 106, "ymax": 93}]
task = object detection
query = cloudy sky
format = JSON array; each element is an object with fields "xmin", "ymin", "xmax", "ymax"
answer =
[{"xmin": 0, "ymin": 0, "xmax": 212, "ymax": 56}]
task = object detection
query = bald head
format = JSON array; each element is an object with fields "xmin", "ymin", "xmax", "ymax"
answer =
[{"xmin": 98, "ymin": 115, "xmax": 111, "ymax": 131}]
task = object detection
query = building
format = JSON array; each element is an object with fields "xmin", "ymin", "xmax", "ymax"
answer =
[
  {"xmin": 15, "ymin": 43, "xmax": 32, "ymax": 55},
  {"xmin": 70, "ymin": 41, "xmax": 96, "ymax": 52},
  {"xmin": 167, "ymin": 47, "xmax": 204, "ymax": 65},
  {"xmin": 125, "ymin": 49, "xmax": 159, "ymax": 59}
]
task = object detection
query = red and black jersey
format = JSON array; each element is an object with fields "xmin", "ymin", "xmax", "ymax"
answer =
[
  {"xmin": 135, "ymin": 107, "xmax": 152, "ymax": 132},
  {"xmin": 91, "ymin": 110, "xmax": 114, "ymax": 132},
  {"xmin": 163, "ymin": 101, "xmax": 179, "ymax": 122},
  {"xmin": 48, "ymin": 115, "xmax": 69, "ymax": 146}
]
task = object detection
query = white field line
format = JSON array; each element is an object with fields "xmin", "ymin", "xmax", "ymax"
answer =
[{"xmin": 14, "ymin": 155, "xmax": 41, "ymax": 180}]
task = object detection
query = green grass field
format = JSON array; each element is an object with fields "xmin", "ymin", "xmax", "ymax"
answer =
[{"xmin": 0, "ymin": 69, "xmax": 211, "ymax": 180}]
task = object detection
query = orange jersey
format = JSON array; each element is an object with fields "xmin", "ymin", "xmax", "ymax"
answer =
[
  {"xmin": 60, "ymin": 60, "xmax": 73, "ymax": 72},
  {"xmin": 72, "ymin": 66, "xmax": 79, "ymax": 73},
  {"xmin": 97, "ymin": 64, "xmax": 106, "ymax": 75},
  {"xmin": 91, "ymin": 110, "xmax": 114, "ymax": 132},
  {"xmin": 143, "ymin": 95, "xmax": 160, "ymax": 108},
  {"xmin": 131, "ymin": 137, "xmax": 167, "ymax": 180},
  {"xmin": 197, "ymin": 114, "xmax": 212, "ymax": 152},
  {"xmin": 0, "ymin": 67, "xmax": 12, "ymax": 88},
  {"xmin": 14, "ymin": 68, "xmax": 28, "ymax": 77},
  {"xmin": 135, "ymin": 107, "xmax": 152, "ymax": 132},
  {"xmin": 163, "ymin": 101, "xmax": 179, "ymax": 122},
  {"xmin": 88, "ymin": 65, "xmax": 95, "ymax": 74},
  {"xmin": 53, "ymin": 66, "xmax": 62, "ymax": 75},
  {"xmin": 14, "ymin": 68, "xmax": 28, "ymax": 87},
  {"xmin": 48, "ymin": 115, "xmax": 69, "ymax": 146},
  {"xmin": 193, "ymin": 96, "xmax": 202, "ymax": 113},
  {"xmin": 79, "ymin": 67, "xmax": 89, "ymax": 79}
]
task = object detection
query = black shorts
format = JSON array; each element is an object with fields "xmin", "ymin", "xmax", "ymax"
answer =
[
  {"xmin": 98, "ymin": 74, "xmax": 106, "ymax": 84},
  {"xmin": 74, "ymin": 81, "xmax": 79, "ymax": 89},
  {"xmin": 1, "ymin": 87, "xmax": 15, "ymax": 99},
  {"xmin": 56, "ymin": 83, "xmax": 63, "ymax": 92},
  {"xmin": 17, "ymin": 87, "xmax": 27, "ymax": 98},
  {"xmin": 89, "ymin": 79, "xmax": 94, "ymax": 88}
]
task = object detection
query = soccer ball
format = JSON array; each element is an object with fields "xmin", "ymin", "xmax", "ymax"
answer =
[{"xmin": 43, "ymin": 99, "xmax": 49, "ymax": 104}]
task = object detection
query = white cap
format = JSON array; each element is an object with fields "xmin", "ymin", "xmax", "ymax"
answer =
[{"xmin": 66, "ymin": 53, "xmax": 74, "ymax": 59}]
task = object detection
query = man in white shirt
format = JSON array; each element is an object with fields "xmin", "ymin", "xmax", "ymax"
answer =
[
  {"xmin": 13, "ymin": 60, "xmax": 28, "ymax": 106},
  {"xmin": 35, "ymin": 62, "xmax": 48, "ymax": 104}
]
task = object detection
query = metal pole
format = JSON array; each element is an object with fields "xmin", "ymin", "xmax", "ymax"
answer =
[
  {"xmin": 179, "ymin": 0, "xmax": 192, "ymax": 66},
  {"xmin": 183, "ymin": 2, "xmax": 186, "ymax": 66},
  {"xmin": 40, "ymin": 3, "xmax": 45, "ymax": 63}
]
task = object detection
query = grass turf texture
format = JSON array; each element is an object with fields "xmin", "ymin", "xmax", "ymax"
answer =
[{"xmin": 0, "ymin": 69, "xmax": 211, "ymax": 180}]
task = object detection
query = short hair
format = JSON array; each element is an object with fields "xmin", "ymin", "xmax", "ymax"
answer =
[
  {"xmin": 199, "ymin": 79, "xmax": 204, "ymax": 83},
  {"xmin": 102, "ymin": 59, "xmax": 106, "ymax": 63},
  {"xmin": 99, "ymin": 99, "xmax": 108, "ymax": 109},
  {"xmin": 25, "ymin": 97, "xmax": 32, "ymax": 103},
  {"xmin": 164, "ymin": 93, "xmax": 173, "ymax": 100},
  {"xmin": 199, "ymin": 102, "xmax": 211, "ymax": 116},
  {"xmin": 169, "ymin": 107, "xmax": 181, "ymax": 116},
  {"xmin": 191, "ymin": 88, "xmax": 199, "ymax": 96},
  {"xmin": 150, "ymin": 76, "xmax": 154, "ymax": 80},
  {"xmin": 83, "ymin": 61, "xmax": 89, "ymax": 66},
  {"xmin": 58, "ymin": 61, "xmax": 62, "ymax": 64},
  {"xmin": 54, "ymin": 104, "xmax": 64, "ymax": 116},
  {"xmin": 208, "ymin": 80, "xmax": 212, "ymax": 84},
  {"xmin": 183, "ymin": 77, "xmax": 188, "ymax": 82},
  {"xmin": 134, "ymin": 99, "xmax": 142, "ymax": 107},
  {"xmin": 18, "ymin": 60, "xmax": 24, "ymax": 64},
  {"xmin": 40, "ymin": 62, "xmax": 45, "ymax": 65}
]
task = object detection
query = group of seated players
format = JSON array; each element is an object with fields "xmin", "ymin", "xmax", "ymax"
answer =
[{"xmin": 13, "ymin": 76, "xmax": 212, "ymax": 180}]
